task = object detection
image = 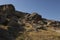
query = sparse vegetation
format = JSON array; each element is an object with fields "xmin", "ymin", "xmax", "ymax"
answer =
[{"xmin": 0, "ymin": 4, "xmax": 60, "ymax": 40}]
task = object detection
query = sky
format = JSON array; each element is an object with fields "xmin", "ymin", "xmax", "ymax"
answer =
[{"xmin": 0, "ymin": 0, "xmax": 60, "ymax": 21}]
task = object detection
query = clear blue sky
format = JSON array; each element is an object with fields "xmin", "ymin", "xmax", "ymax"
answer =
[{"xmin": 0, "ymin": 0, "xmax": 60, "ymax": 21}]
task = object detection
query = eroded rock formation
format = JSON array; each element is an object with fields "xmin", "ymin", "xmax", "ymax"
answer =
[{"xmin": 0, "ymin": 4, "xmax": 60, "ymax": 40}]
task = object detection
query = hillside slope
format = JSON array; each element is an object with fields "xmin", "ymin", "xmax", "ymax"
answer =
[{"xmin": 0, "ymin": 4, "xmax": 60, "ymax": 40}]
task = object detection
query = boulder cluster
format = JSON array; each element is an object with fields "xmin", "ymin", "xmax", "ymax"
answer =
[{"xmin": 0, "ymin": 4, "xmax": 60, "ymax": 40}]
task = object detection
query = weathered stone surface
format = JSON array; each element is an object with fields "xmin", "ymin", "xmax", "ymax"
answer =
[
  {"xmin": 0, "ymin": 4, "xmax": 15, "ymax": 24},
  {"xmin": 0, "ymin": 4, "xmax": 60, "ymax": 40},
  {"xmin": 29, "ymin": 12, "xmax": 42, "ymax": 20},
  {"xmin": 25, "ymin": 12, "xmax": 42, "ymax": 21},
  {"xmin": 0, "ymin": 4, "xmax": 15, "ymax": 12}
]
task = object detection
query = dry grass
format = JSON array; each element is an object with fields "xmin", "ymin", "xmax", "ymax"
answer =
[{"xmin": 22, "ymin": 30, "xmax": 60, "ymax": 40}]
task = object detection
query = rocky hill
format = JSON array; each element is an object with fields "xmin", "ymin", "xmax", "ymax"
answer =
[{"xmin": 0, "ymin": 4, "xmax": 60, "ymax": 40}]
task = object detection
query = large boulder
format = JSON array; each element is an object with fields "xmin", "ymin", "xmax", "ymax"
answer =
[
  {"xmin": 29, "ymin": 12, "xmax": 42, "ymax": 20},
  {"xmin": 0, "ymin": 4, "xmax": 15, "ymax": 24},
  {"xmin": 0, "ymin": 4, "xmax": 15, "ymax": 12},
  {"xmin": 24, "ymin": 12, "xmax": 42, "ymax": 24}
]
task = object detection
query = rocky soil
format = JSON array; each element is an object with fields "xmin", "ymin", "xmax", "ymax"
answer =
[{"xmin": 0, "ymin": 4, "xmax": 60, "ymax": 40}]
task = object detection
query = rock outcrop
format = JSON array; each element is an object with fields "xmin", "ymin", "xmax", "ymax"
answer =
[{"xmin": 0, "ymin": 4, "xmax": 60, "ymax": 40}]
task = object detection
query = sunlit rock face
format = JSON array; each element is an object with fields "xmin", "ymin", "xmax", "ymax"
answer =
[{"xmin": 24, "ymin": 12, "xmax": 42, "ymax": 21}]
